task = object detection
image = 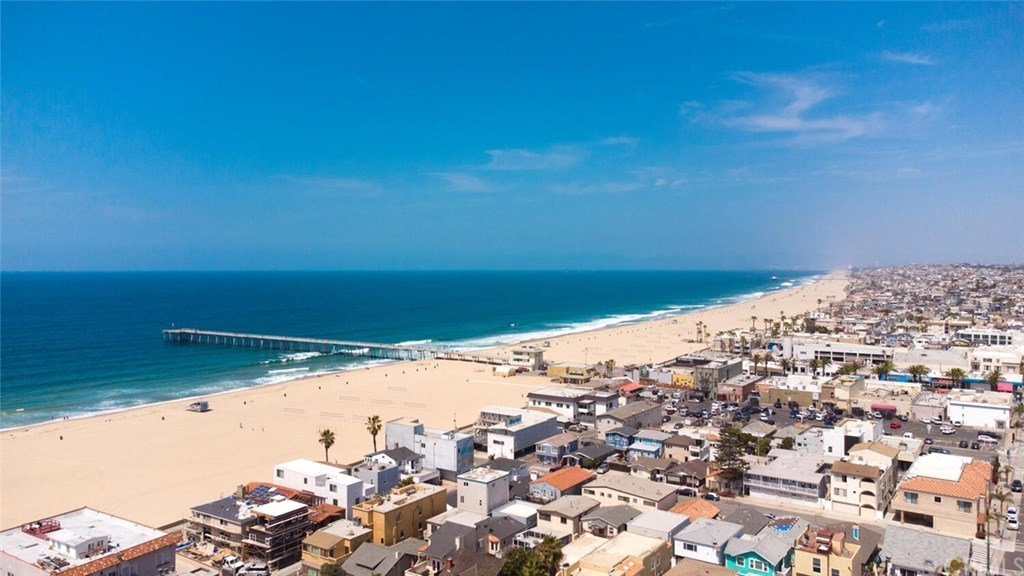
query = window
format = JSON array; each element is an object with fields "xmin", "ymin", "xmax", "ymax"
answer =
[
  {"xmin": 750, "ymin": 560, "xmax": 768, "ymax": 572},
  {"xmin": 276, "ymin": 470, "xmax": 284, "ymax": 478},
  {"xmin": 904, "ymin": 492, "xmax": 918, "ymax": 504},
  {"xmin": 958, "ymin": 500, "xmax": 973, "ymax": 513},
  {"xmin": 303, "ymin": 478, "xmax": 308, "ymax": 485},
  {"xmin": 813, "ymin": 558, "xmax": 822, "ymax": 574},
  {"xmin": 683, "ymin": 543, "xmax": 697, "ymax": 552},
  {"xmin": 329, "ymin": 484, "xmax": 337, "ymax": 492},
  {"xmin": 832, "ymin": 569, "xmax": 841, "ymax": 576},
  {"xmin": 460, "ymin": 496, "xmax": 465, "ymax": 503},
  {"xmin": 934, "ymin": 496, "xmax": 942, "ymax": 503},
  {"xmin": 560, "ymin": 517, "xmax": 567, "ymax": 524},
  {"xmin": 736, "ymin": 557, "xmax": 745, "ymax": 566},
  {"xmin": 834, "ymin": 488, "xmax": 847, "ymax": 497}
]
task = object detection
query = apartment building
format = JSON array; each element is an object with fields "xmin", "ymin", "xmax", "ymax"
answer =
[
  {"xmin": 300, "ymin": 519, "xmax": 372, "ymax": 576},
  {"xmin": 456, "ymin": 467, "xmax": 510, "ymax": 516},
  {"xmin": 596, "ymin": 401, "xmax": 663, "ymax": 438},
  {"xmin": 530, "ymin": 467, "xmax": 596, "ymax": 503},
  {"xmin": 273, "ymin": 459, "xmax": 364, "ymax": 517},
  {"xmin": 829, "ymin": 442, "xmax": 899, "ymax": 520},
  {"xmin": 891, "ymin": 454, "xmax": 990, "ymax": 538},
  {"xmin": 476, "ymin": 406, "xmax": 559, "ymax": 459},
  {"xmin": 0, "ymin": 508, "xmax": 179, "ymax": 576},
  {"xmin": 581, "ymin": 472, "xmax": 678, "ymax": 511},
  {"xmin": 537, "ymin": 496, "xmax": 600, "ymax": 539},
  {"xmin": 242, "ymin": 499, "xmax": 311, "ymax": 570},
  {"xmin": 385, "ymin": 418, "xmax": 474, "ymax": 480},
  {"xmin": 535, "ymin": 432, "xmax": 580, "ymax": 466},
  {"xmin": 792, "ymin": 523, "xmax": 881, "ymax": 576},
  {"xmin": 881, "ymin": 525, "xmax": 972, "ymax": 576},
  {"xmin": 576, "ymin": 532, "xmax": 672, "ymax": 576},
  {"xmin": 744, "ymin": 450, "xmax": 828, "ymax": 505},
  {"xmin": 352, "ymin": 483, "xmax": 448, "ymax": 546}
]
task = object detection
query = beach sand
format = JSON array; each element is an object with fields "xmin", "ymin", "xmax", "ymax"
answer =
[{"xmin": 0, "ymin": 272, "xmax": 847, "ymax": 528}]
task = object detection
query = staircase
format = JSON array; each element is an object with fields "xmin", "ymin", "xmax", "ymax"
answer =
[{"xmin": 969, "ymin": 541, "xmax": 990, "ymax": 571}]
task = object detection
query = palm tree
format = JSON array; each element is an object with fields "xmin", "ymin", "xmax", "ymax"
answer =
[
  {"xmin": 603, "ymin": 359, "xmax": 616, "ymax": 378},
  {"xmin": 739, "ymin": 336, "xmax": 748, "ymax": 357},
  {"xmin": 808, "ymin": 358, "xmax": 822, "ymax": 377},
  {"xmin": 819, "ymin": 360, "xmax": 833, "ymax": 376},
  {"xmin": 873, "ymin": 361, "xmax": 894, "ymax": 381},
  {"xmin": 779, "ymin": 358, "xmax": 792, "ymax": 375},
  {"xmin": 907, "ymin": 364, "xmax": 930, "ymax": 383},
  {"xmin": 838, "ymin": 361, "xmax": 861, "ymax": 375},
  {"xmin": 987, "ymin": 369, "xmax": 1004, "ymax": 391},
  {"xmin": 945, "ymin": 368, "xmax": 967, "ymax": 389},
  {"xmin": 366, "ymin": 415, "xmax": 383, "ymax": 452},
  {"xmin": 751, "ymin": 353, "xmax": 764, "ymax": 376},
  {"xmin": 1002, "ymin": 465, "xmax": 1015, "ymax": 485},
  {"xmin": 750, "ymin": 316, "xmax": 758, "ymax": 331},
  {"xmin": 319, "ymin": 428, "xmax": 336, "ymax": 462},
  {"xmin": 991, "ymin": 490, "xmax": 1012, "ymax": 530}
]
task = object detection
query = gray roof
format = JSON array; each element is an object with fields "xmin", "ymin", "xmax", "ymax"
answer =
[
  {"xmin": 627, "ymin": 510, "xmax": 690, "ymax": 534},
  {"xmin": 882, "ymin": 525, "xmax": 972, "ymax": 573},
  {"xmin": 342, "ymin": 539, "xmax": 427, "ymax": 576},
  {"xmin": 670, "ymin": 460, "xmax": 709, "ymax": 480},
  {"xmin": 191, "ymin": 496, "xmax": 255, "ymax": 524},
  {"xmin": 722, "ymin": 508, "xmax": 769, "ymax": 536},
  {"xmin": 606, "ymin": 426, "xmax": 639, "ymax": 437},
  {"xmin": 675, "ymin": 518, "xmax": 744, "ymax": 548},
  {"xmin": 487, "ymin": 458, "xmax": 528, "ymax": 473},
  {"xmin": 423, "ymin": 522, "xmax": 476, "ymax": 559},
  {"xmin": 484, "ymin": 516, "xmax": 524, "ymax": 540},
  {"xmin": 582, "ymin": 505, "xmax": 643, "ymax": 527},
  {"xmin": 538, "ymin": 495, "xmax": 600, "ymax": 518},
  {"xmin": 604, "ymin": 400, "xmax": 661, "ymax": 421},
  {"xmin": 574, "ymin": 443, "xmax": 617, "ymax": 461},
  {"xmin": 634, "ymin": 429, "xmax": 673, "ymax": 442},
  {"xmin": 724, "ymin": 535, "xmax": 792, "ymax": 566}
]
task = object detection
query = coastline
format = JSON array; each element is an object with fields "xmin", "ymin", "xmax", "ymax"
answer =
[{"xmin": 0, "ymin": 270, "xmax": 847, "ymax": 528}]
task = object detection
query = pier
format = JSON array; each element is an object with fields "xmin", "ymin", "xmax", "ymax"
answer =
[{"xmin": 162, "ymin": 328, "xmax": 505, "ymax": 365}]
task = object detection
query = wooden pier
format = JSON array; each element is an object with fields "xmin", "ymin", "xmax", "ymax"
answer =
[{"xmin": 162, "ymin": 328, "xmax": 505, "ymax": 365}]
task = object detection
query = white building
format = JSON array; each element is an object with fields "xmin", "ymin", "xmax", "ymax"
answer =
[
  {"xmin": 273, "ymin": 459, "xmax": 363, "ymax": 517},
  {"xmin": 969, "ymin": 346, "xmax": 1023, "ymax": 375},
  {"xmin": 1, "ymin": 508, "xmax": 179, "ymax": 576},
  {"xmin": 783, "ymin": 337, "xmax": 893, "ymax": 368},
  {"xmin": 476, "ymin": 406, "xmax": 559, "ymax": 459},
  {"xmin": 457, "ymin": 466, "xmax": 510, "ymax": 516},
  {"xmin": 510, "ymin": 346, "xmax": 545, "ymax": 371},
  {"xmin": 956, "ymin": 328, "xmax": 1017, "ymax": 347},
  {"xmin": 945, "ymin": 389, "xmax": 1013, "ymax": 430},
  {"xmin": 673, "ymin": 518, "xmax": 744, "ymax": 564},
  {"xmin": 385, "ymin": 417, "xmax": 475, "ymax": 480}
]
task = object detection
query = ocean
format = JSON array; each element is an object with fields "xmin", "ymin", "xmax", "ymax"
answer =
[{"xmin": 0, "ymin": 270, "xmax": 819, "ymax": 428}]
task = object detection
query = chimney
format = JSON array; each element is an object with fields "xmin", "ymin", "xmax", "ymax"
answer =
[
  {"xmin": 832, "ymin": 532, "xmax": 846, "ymax": 556},
  {"xmin": 446, "ymin": 557, "xmax": 455, "ymax": 572},
  {"xmin": 236, "ymin": 485, "xmax": 247, "ymax": 498}
]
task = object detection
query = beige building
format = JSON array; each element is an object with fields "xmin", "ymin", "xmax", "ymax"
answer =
[
  {"xmin": 301, "ymin": 519, "xmax": 372, "ymax": 576},
  {"xmin": 829, "ymin": 442, "xmax": 899, "ymax": 520},
  {"xmin": 793, "ymin": 523, "xmax": 881, "ymax": 576},
  {"xmin": 577, "ymin": 532, "xmax": 672, "ymax": 576},
  {"xmin": 351, "ymin": 483, "xmax": 448, "ymax": 546},
  {"xmin": 581, "ymin": 472, "xmax": 678, "ymax": 511},
  {"xmin": 891, "ymin": 454, "xmax": 990, "ymax": 538},
  {"xmin": 548, "ymin": 362, "xmax": 599, "ymax": 385}
]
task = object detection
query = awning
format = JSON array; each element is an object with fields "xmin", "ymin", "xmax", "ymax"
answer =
[
  {"xmin": 997, "ymin": 382, "xmax": 1014, "ymax": 392},
  {"xmin": 871, "ymin": 403, "xmax": 897, "ymax": 411}
]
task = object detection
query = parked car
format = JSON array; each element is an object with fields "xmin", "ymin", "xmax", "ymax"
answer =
[
  {"xmin": 903, "ymin": 432, "xmax": 914, "ymax": 439},
  {"xmin": 1007, "ymin": 506, "xmax": 1018, "ymax": 521},
  {"xmin": 662, "ymin": 415, "xmax": 672, "ymax": 423},
  {"xmin": 871, "ymin": 411, "xmax": 883, "ymax": 419},
  {"xmin": 815, "ymin": 412, "xmax": 825, "ymax": 421},
  {"xmin": 702, "ymin": 492, "xmax": 721, "ymax": 501},
  {"xmin": 677, "ymin": 487, "xmax": 698, "ymax": 497},
  {"xmin": 920, "ymin": 418, "xmax": 931, "ymax": 424},
  {"xmin": 1012, "ymin": 480, "xmax": 1023, "ymax": 493},
  {"xmin": 890, "ymin": 421, "xmax": 902, "ymax": 429},
  {"xmin": 674, "ymin": 422, "xmax": 685, "ymax": 429},
  {"xmin": 596, "ymin": 463, "xmax": 609, "ymax": 474},
  {"xmin": 978, "ymin": 435, "xmax": 999, "ymax": 443},
  {"xmin": 952, "ymin": 420, "xmax": 963, "ymax": 427},
  {"xmin": 790, "ymin": 410, "xmax": 799, "ymax": 419},
  {"xmin": 959, "ymin": 439, "xmax": 970, "ymax": 448},
  {"xmin": 971, "ymin": 442, "xmax": 981, "ymax": 450},
  {"xmin": 1010, "ymin": 517, "xmax": 1020, "ymax": 531},
  {"xmin": 940, "ymin": 426, "xmax": 956, "ymax": 435},
  {"xmin": 896, "ymin": 414, "xmax": 909, "ymax": 422},
  {"xmin": 924, "ymin": 438, "xmax": 934, "ymax": 445},
  {"xmin": 928, "ymin": 447, "xmax": 950, "ymax": 455}
]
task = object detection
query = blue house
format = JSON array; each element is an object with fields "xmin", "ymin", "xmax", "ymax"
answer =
[
  {"xmin": 724, "ymin": 535, "xmax": 794, "ymax": 576},
  {"xmin": 628, "ymin": 429, "xmax": 673, "ymax": 460},
  {"xmin": 535, "ymin": 432, "xmax": 580, "ymax": 466},
  {"xmin": 605, "ymin": 426, "xmax": 638, "ymax": 451}
]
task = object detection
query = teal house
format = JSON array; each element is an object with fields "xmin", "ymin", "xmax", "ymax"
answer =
[{"xmin": 724, "ymin": 535, "xmax": 793, "ymax": 576}]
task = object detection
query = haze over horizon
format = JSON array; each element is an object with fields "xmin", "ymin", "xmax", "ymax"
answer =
[{"xmin": 2, "ymin": 3, "xmax": 1022, "ymax": 271}]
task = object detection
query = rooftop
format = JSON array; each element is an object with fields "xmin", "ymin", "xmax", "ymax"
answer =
[
  {"xmin": 1, "ymin": 508, "xmax": 176, "ymax": 573},
  {"xmin": 531, "ymin": 467, "xmax": 595, "ymax": 492},
  {"xmin": 675, "ymin": 518, "xmax": 743, "ymax": 547},
  {"xmin": 252, "ymin": 499, "xmax": 307, "ymax": 518},
  {"xmin": 899, "ymin": 454, "xmax": 990, "ymax": 499},
  {"xmin": 627, "ymin": 510, "xmax": 690, "ymax": 534},
  {"xmin": 539, "ymin": 495, "xmax": 600, "ymax": 518},
  {"xmin": 670, "ymin": 499, "xmax": 720, "ymax": 520},
  {"xmin": 458, "ymin": 467, "xmax": 509, "ymax": 484},
  {"xmin": 583, "ymin": 505, "xmax": 643, "ymax": 527},
  {"xmin": 276, "ymin": 458, "xmax": 353, "ymax": 480},
  {"xmin": 355, "ymin": 484, "xmax": 445, "ymax": 513},
  {"xmin": 882, "ymin": 525, "xmax": 971, "ymax": 573},
  {"xmin": 582, "ymin": 532, "xmax": 664, "ymax": 569},
  {"xmin": 528, "ymin": 387, "xmax": 591, "ymax": 399},
  {"xmin": 603, "ymin": 400, "xmax": 661, "ymax": 421},
  {"xmin": 586, "ymin": 472, "xmax": 677, "ymax": 501},
  {"xmin": 831, "ymin": 461, "xmax": 881, "ymax": 480}
]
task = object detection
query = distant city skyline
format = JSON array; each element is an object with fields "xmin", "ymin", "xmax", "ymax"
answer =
[{"xmin": 2, "ymin": 2, "xmax": 1022, "ymax": 271}]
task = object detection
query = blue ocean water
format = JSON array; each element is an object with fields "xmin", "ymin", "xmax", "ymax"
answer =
[{"xmin": 0, "ymin": 270, "xmax": 818, "ymax": 428}]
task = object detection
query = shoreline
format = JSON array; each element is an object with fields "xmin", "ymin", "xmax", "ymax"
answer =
[
  {"xmin": 0, "ymin": 270, "xmax": 848, "ymax": 528},
  {"xmin": 0, "ymin": 271, "xmax": 827, "ymax": 432}
]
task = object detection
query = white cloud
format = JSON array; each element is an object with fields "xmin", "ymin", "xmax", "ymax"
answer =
[
  {"xmin": 598, "ymin": 136, "xmax": 639, "ymax": 147},
  {"xmin": 723, "ymin": 73, "xmax": 883, "ymax": 143},
  {"xmin": 485, "ymin": 145, "xmax": 588, "ymax": 171},
  {"xmin": 876, "ymin": 20, "xmax": 886, "ymax": 29},
  {"xmin": 549, "ymin": 181, "xmax": 644, "ymax": 196},
  {"xmin": 881, "ymin": 51, "xmax": 936, "ymax": 66},
  {"xmin": 429, "ymin": 172, "xmax": 494, "ymax": 193}
]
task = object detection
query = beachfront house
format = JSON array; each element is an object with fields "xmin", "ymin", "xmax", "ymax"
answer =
[
  {"xmin": 535, "ymin": 432, "xmax": 580, "ymax": 466},
  {"xmin": 475, "ymin": 406, "xmax": 559, "ymax": 459},
  {"xmin": 385, "ymin": 417, "xmax": 474, "ymax": 480},
  {"xmin": 456, "ymin": 467, "xmax": 510, "ymax": 516},
  {"xmin": 273, "ymin": 459, "xmax": 364, "ymax": 518}
]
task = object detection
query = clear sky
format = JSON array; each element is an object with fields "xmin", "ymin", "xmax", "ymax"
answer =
[{"xmin": 2, "ymin": 2, "xmax": 1022, "ymax": 271}]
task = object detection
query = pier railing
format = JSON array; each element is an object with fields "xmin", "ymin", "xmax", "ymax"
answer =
[{"xmin": 162, "ymin": 328, "xmax": 505, "ymax": 365}]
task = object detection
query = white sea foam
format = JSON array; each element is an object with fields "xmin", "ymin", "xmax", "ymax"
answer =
[
  {"xmin": 395, "ymin": 339, "xmax": 433, "ymax": 347},
  {"xmin": 267, "ymin": 367, "xmax": 310, "ymax": 375},
  {"xmin": 780, "ymin": 281, "xmax": 795, "ymax": 287}
]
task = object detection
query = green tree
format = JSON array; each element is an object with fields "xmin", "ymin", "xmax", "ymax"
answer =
[
  {"xmin": 945, "ymin": 368, "xmax": 967, "ymax": 389},
  {"xmin": 581, "ymin": 457, "xmax": 602, "ymax": 470},
  {"xmin": 398, "ymin": 476, "xmax": 415, "ymax": 487},
  {"xmin": 779, "ymin": 358, "xmax": 792, "ymax": 375},
  {"xmin": 715, "ymin": 427, "xmax": 753, "ymax": 483},
  {"xmin": 808, "ymin": 358, "xmax": 822, "ymax": 377},
  {"xmin": 321, "ymin": 562, "xmax": 348, "ymax": 576},
  {"xmin": 756, "ymin": 438, "xmax": 772, "ymax": 457},
  {"xmin": 603, "ymin": 359, "xmax": 616, "ymax": 378},
  {"xmin": 751, "ymin": 353, "xmax": 764, "ymax": 376},
  {"xmin": 837, "ymin": 361, "xmax": 861, "ymax": 376},
  {"xmin": 873, "ymin": 361, "xmax": 895, "ymax": 381},
  {"xmin": 319, "ymin": 428, "xmax": 336, "ymax": 462},
  {"xmin": 780, "ymin": 436, "xmax": 795, "ymax": 450},
  {"xmin": 366, "ymin": 415, "xmax": 382, "ymax": 452},
  {"xmin": 500, "ymin": 548, "xmax": 532, "ymax": 576},
  {"xmin": 532, "ymin": 536, "xmax": 564, "ymax": 576},
  {"xmin": 987, "ymin": 369, "xmax": 1004, "ymax": 390},
  {"xmin": 907, "ymin": 365, "xmax": 930, "ymax": 383}
]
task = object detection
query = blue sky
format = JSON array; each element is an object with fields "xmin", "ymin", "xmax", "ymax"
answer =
[{"xmin": 2, "ymin": 2, "xmax": 1022, "ymax": 270}]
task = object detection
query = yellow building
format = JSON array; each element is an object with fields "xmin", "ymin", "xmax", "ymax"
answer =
[
  {"xmin": 351, "ymin": 484, "xmax": 448, "ymax": 546},
  {"xmin": 548, "ymin": 362, "xmax": 599, "ymax": 385},
  {"xmin": 793, "ymin": 523, "xmax": 881, "ymax": 576},
  {"xmin": 300, "ymin": 519, "xmax": 372, "ymax": 576},
  {"xmin": 578, "ymin": 532, "xmax": 672, "ymax": 576}
]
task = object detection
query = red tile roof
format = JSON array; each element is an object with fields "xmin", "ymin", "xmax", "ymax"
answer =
[
  {"xmin": 531, "ymin": 467, "xmax": 596, "ymax": 491},
  {"xmin": 899, "ymin": 460, "xmax": 991, "ymax": 499}
]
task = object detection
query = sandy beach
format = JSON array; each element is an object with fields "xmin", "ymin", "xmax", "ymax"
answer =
[{"xmin": 0, "ymin": 272, "xmax": 847, "ymax": 529}]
